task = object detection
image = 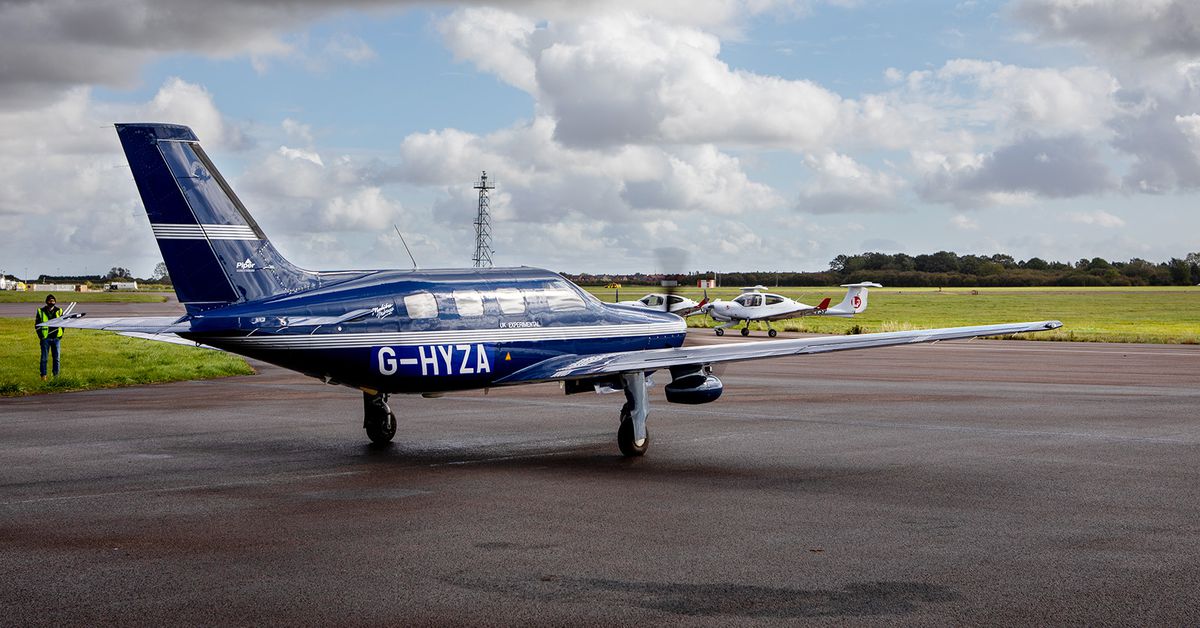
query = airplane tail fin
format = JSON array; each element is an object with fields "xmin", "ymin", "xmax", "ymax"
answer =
[
  {"xmin": 825, "ymin": 282, "xmax": 882, "ymax": 317},
  {"xmin": 115, "ymin": 123, "xmax": 322, "ymax": 313}
]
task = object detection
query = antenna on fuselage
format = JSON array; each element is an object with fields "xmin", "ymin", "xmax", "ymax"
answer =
[{"xmin": 394, "ymin": 224, "xmax": 419, "ymax": 271}]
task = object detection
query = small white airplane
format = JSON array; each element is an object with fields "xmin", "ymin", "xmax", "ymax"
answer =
[
  {"xmin": 703, "ymin": 282, "xmax": 883, "ymax": 337},
  {"xmin": 619, "ymin": 293, "xmax": 708, "ymax": 317}
]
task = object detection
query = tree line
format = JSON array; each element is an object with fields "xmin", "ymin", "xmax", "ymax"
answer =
[{"xmin": 571, "ymin": 251, "xmax": 1200, "ymax": 287}]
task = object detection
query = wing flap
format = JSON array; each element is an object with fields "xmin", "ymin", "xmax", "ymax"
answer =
[
  {"xmin": 496, "ymin": 320, "xmax": 1063, "ymax": 384},
  {"xmin": 117, "ymin": 332, "xmax": 221, "ymax": 350}
]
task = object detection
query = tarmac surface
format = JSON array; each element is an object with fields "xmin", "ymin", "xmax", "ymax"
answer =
[{"xmin": 2, "ymin": 330, "xmax": 1199, "ymax": 625}]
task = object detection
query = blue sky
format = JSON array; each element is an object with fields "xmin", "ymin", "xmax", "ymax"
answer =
[{"xmin": 1, "ymin": 0, "xmax": 1198, "ymax": 278}]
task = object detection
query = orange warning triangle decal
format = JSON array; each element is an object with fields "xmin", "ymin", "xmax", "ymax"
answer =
[{"xmin": 504, "ymin": 352, "xmax": 511, "ymax": 361}]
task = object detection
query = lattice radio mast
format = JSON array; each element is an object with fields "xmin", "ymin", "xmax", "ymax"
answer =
[{"xmin": 472, "ymin": 171, "xmax": 495, "ymax": 268}]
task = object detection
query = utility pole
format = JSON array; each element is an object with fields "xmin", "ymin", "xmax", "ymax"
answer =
[{"xmin": 472, "ymin": 171, "xmax": 495, "ymax": 268}]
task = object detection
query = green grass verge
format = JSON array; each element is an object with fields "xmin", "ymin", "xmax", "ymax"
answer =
[
  {"xmin": 585, "ymin": 285, "xmax": 1200, "ymax": 344},
  {"xmin": 0, "ymin": 318, "xmax": 254, "ymax": 397},
  {"xmin": 0, "ymin": 291, "xmax": 168, "ymax": 303}
]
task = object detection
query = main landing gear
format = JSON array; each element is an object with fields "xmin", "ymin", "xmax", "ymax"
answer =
[
  {"xmin": 363, "ymin": 391, "xmax": 397, "ymax": 444},
  {"xmin": 616, "ymin": 371, "xmax": 649, "ymax": 456},
  {"xmin": 714, "ymin": 320, "xmax": 777, "ymax": 337}
]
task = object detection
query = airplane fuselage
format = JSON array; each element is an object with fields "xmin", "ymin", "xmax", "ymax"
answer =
[{"xmin": 178, "ymin": 267, "xmax": 686, "ymax": 394}]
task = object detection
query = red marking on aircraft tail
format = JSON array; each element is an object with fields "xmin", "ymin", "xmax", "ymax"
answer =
[
  {"xmin": 818, "ymin": 297, "xmax": 831, "ymax": 310},
  {"xmin": 852, "ymin": 295, "xmax": 862, "ymax": 309}
]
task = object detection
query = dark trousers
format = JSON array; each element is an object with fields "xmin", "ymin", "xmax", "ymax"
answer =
[{"xmin": 39, "ymin": 337, "xmax": 61, "ymax": 377}]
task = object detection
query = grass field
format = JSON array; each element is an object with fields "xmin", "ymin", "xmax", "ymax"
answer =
[
  {"xmin": 586, "ymin": 285, "xmax": 1200, "ymax": 344},
  {"xmin": 0, "ymin": 318, "xmax": 254, "ymax": 397},
  {"xmin": 0, "ymin": 291, "xmax": 168, "ymax": 303}
]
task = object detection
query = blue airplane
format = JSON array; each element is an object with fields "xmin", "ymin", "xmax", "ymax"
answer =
[{"xmin": 43, "ymin": 123, "xmax": 1062, "ymax": 456}]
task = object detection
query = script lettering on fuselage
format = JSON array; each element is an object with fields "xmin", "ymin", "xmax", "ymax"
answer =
[{"xmin": 376, "ymin": 344, "xmax": 493, "ymax": 377}]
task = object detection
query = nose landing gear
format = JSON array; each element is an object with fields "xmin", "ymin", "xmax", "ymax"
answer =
[{"xmin": 616, "ymin": 372, "xmax": 650, "ymax": 456}]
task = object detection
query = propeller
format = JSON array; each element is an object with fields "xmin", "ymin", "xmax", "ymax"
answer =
[{"xmin": 654, "ymin": 246, "xmax": 689, "ymax": 314}]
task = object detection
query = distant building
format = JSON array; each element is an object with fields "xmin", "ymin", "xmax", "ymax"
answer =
[
  {"xmin": 30, "ymin": 283, "xmax": 77, "ymax": 292},
  {"xmin": 698, "ymin": 279, "xmax": 716, "ymax": 288}
]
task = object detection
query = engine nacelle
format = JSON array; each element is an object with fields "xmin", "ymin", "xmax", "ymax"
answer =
[{"xmin": 664, "ymin": 372, "xmax": 723, "ymax": 405}]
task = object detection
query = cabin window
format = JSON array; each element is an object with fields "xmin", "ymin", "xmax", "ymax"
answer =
[
  {"xmin": 544, "ymin": 287, "xmax": 586, "ymax": 312},
  {"xmin": 642, "ymin": 295, "xmax": 664, "ymax": 307},
  {"xmin": 764, "ymin": 294, "xmax": 784, "ymax": 305},
  {"xmin": 403, "ymin": 292, "xmax": 438, "ymax": 319},
  {"xmin": 453, "ymin": 290, "xmax": 484, "ymax": 317},
  {"xmin": 494, "ymin": 288, "xmax": 526, "ymax": 315}
]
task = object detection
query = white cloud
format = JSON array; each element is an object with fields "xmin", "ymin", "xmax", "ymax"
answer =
[
  {"xmin": 139, "ymin": 78, "xmax": 247, "ymax": 149},
  {"xmin": 918, "ymin": 134, "xmax": 1116, "ymax": 207},
  {"xmin": 951, "ymin": 214, "xmax": 979, "ymax": 230},
  {"xmin": 395, "ymin": 115, "xmax": 782, "ymax": 222},
  {"xmin": 1065, "ymin": 210, "xmax": 1126, "ymax": 228},
  {"xmin": 0, "ymin": 77, "xmax": 241, "ymax": 275},
  {"xmin": 324, "ymin": 33, "xmax": 377, "ymax": 64},
  {"xmin": 911, "ymin": 59, "xmax": 1121, "ymax": 139},
  {"xmin": 1012, "ymin": 0, "xmax": 1200, "ymax": 62},
  {"xmin": 278, "ymin": 145, "xmax": 324, "ymax": 167},
  {"xmin": 438, "ymin": 9, "xmax": 893, "ymax": 151},
  {"xmin": 795, "ymin": 152, "xmax": 906, "ymax": 213}
]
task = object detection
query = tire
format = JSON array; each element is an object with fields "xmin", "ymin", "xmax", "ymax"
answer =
[
  {"xmin": 715, "ymin": 328, "xmax": 725, "ymax": 336},
  {"xmin": 768, "ymin": 329, "xmax": 777, "ymax": 338},
  {"xmin": 617, "ymin": 411, "xmax": 649, "ymax": 457},
  {"xmin": 740, "ymin": 326, "xmax": 750, "ymax": 337},
  {"xmin": 366, "ymin": 410, "xmax": 397, "ymax": 444}
]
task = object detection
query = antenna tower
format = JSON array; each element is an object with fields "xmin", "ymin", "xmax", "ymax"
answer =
[{"xmin": 472, "ymin": 170, "xmax": 495, "ymax": 268}]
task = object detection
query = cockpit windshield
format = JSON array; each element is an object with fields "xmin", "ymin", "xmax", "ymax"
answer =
[{"xmin": 734, "ymin": 294, "xmax": 762, "ymax": 307}]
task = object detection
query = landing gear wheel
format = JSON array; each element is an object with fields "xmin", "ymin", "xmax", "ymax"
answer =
[
  {"xmin": 768, "ymin": 328, "xmax": 778, "ymax": 338},
  {"xmin": 617, "ymin": 407, "xmax": 649, "ymax": 457},
  {"xmin": 363, "ymin": 392, "xmax": 397, "ymax": 444},
  {"xmin": 715, "ymin": 328, "xmax": 725, "ymax": 336},
  {"xmin": 366, "ymin": 410, "xmax": 397, "ymax": 444},
  {"xmin": 740, "ymin": 326, "xmax": 750, "ymax": 337}
]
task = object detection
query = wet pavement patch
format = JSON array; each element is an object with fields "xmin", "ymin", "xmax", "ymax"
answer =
[{"xmin": 446, "ymin": 575, "xmax": 960, "ymax": 618}]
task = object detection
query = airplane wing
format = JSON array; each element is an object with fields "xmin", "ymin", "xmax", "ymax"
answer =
[
  {"xmin": 36, "ymin": 315, "xmax": 192, "ymax": 334},
  {"xmin": 495, "ymin": 320, "xmax": 1063, "ymax": 384},
  {"xmin": 37, "ymin": 308, "xmax": 378, "ymax": 335}
]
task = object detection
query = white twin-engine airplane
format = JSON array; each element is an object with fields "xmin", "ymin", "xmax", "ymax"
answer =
[{"xmin": 703, "ymin": 282, "xmax": 883, "ymax": 337}]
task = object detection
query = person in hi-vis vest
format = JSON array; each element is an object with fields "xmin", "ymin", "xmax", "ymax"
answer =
[{"xmin": 35, "ymin": 294, "xmax": 64, "ymax": 380}]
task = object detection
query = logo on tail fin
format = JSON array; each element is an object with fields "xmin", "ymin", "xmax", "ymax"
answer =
[{"xmin": 852, "ymin": 295, "xmax": 861, "ymax": 309}]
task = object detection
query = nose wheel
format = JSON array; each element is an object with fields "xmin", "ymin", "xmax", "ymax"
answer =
[
  {"xmin": 715, "ymin": 328, "xmax": 724, "ymax": 336},
  {"xmin": 363, "ymin": 392, "xmax": 397, "ymax": 444},
  {"xmin": 740, "ymin": 326, "xmax": 750, "ymax": 336},
  {"xmin": 617, "ymin": 372, "xmax": 650, "ymax": 457},
  {"xmin": 617, "ymin": 403, "xmax": 649, "ymax": 456}
]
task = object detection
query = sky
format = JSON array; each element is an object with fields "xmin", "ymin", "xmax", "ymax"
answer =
[{"xmin": 1, "ymin": 0, "xmax": 1198, "ymax": 278}]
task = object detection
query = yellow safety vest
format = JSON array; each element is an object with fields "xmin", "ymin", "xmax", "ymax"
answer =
[{"xmin": 35, "ymin": 306, "xmax": 63, "ymax": 339}]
